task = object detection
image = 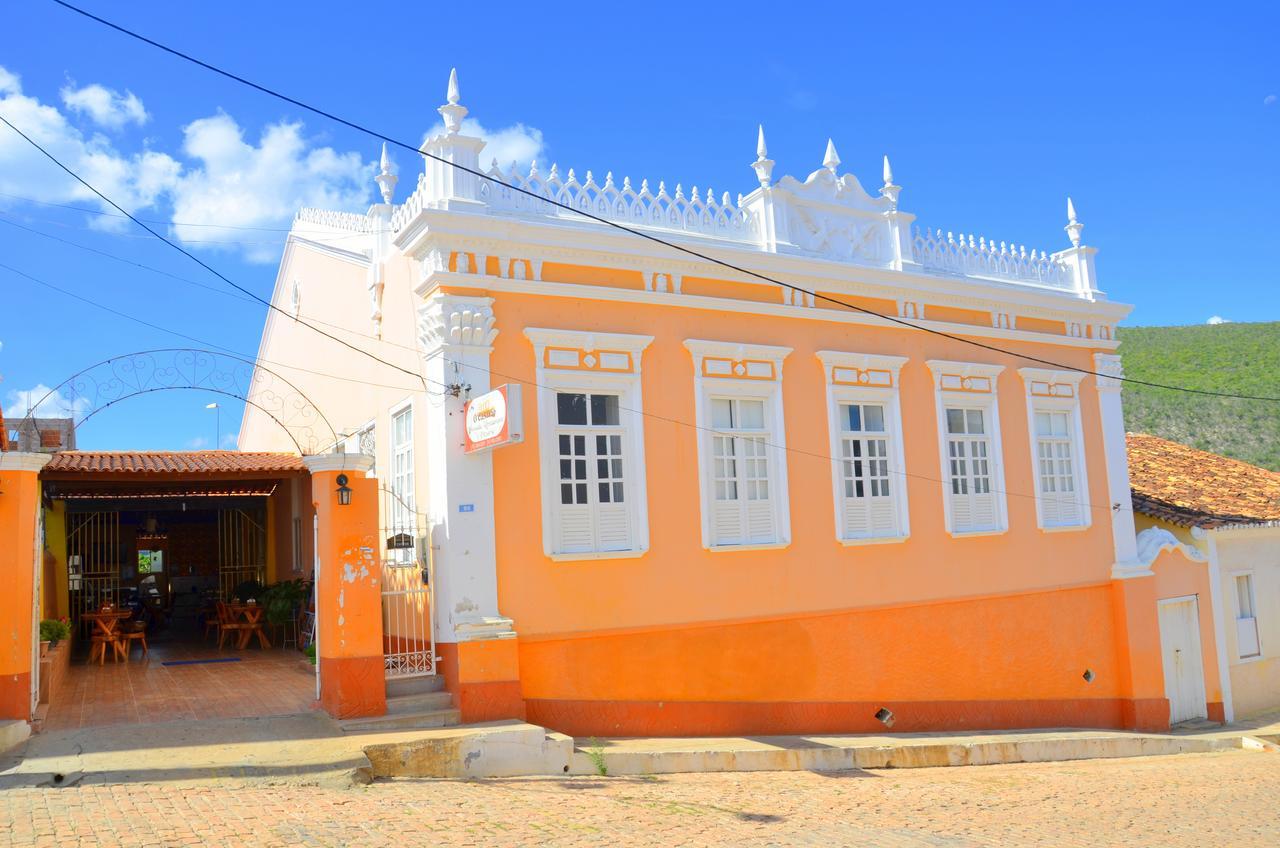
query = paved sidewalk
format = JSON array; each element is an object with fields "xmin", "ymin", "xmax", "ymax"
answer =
[{"xmin": 4, "ymin": 750, "xmax": 1279, "ymax": 847}]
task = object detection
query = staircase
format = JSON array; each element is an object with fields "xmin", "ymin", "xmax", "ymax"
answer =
[{"xmin": 338, "ymin": 676, "xmax": 460, "ymax": 734}]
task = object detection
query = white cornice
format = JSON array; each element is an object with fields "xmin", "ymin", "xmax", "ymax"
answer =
[
  {"xmin": 926, "ymin": 360, "xmax": 1006, "ymax": 379},
  {"xmin": 684, "ymin": 339, "xmax": 793, "ymax": 365},
  {"xmin": 394, "ymin": 206, "xmax": 1132, "ymax": 323},
  {"xmin": 816, "ymin": 351, "xmax": 909, "ymax": 379},
  {"xmin": 1017, "ymin": 367, "xmax": 1088, "ymax": 387},
  {"xmin": 428, "ymin": 272, "xmax": 1121, "ymax": 352},
  {"xmin": 287, "ymin": 234, "xmax": 373, "ymax": 267}
]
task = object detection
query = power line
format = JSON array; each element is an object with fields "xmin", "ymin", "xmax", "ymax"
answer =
[
  {"xmin": 0, "ymin": 112, "xmax": 428, "ymax": 394},
  {"xmin": 45, "ymin": 0, "xmax": 1280, "ymax": 404},
  {"xmin": 5, "ymin": 256, "xmax": 1136, "ymax": 517},
  {"xmin": 0, "ymin": 207, "xmax": 379, "ymax": 245}
]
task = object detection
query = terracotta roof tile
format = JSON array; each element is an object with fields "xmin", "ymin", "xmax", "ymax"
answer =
[
  {"xmin": 1127, "ymin": 433, "xmax": 1280, "ymax": 528},
  {"xmin": 43, "ymin": 451, "xmax": 306, "ymax": 475}
]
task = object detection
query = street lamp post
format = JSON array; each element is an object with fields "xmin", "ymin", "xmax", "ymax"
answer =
[{"xmin": 206, "ymin": 402, "xmax": 220, "ymax": 448}]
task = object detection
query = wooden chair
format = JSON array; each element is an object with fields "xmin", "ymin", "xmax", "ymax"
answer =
[
  {"xmin": 120, "ymin": 619, "xmax": 148, "ymax": 659},
  {"xmin": 88, "ymin": 621, "xmax": 125, "ymax": 666},
  {"xmin": 202, "ymin": 604, "xmax": 220, "ymax": 641},
  {"xmin": 216, "ymin": 601, "xmax": 252, "ymax": 650}
]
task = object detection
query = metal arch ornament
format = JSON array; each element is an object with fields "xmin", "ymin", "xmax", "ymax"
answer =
[{"xmin": 16, "ymin": 348, "xmax": 339, "ymax": 455}]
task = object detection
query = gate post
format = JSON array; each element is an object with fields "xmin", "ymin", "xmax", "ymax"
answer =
[
  {"xmin": 304, "ymin": 454, "xmax": 386, "ymax": 719},
  {"xmin": 0, "ymin": 452, "xmax": 51, "ymax": 722}
]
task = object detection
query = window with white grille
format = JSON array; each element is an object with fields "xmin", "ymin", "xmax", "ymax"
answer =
[
  {"xmin": 389, "ymin": 404, "xmax": 415, "ymax": 563},
  {"xmin": 929, "ymin": 361, "xmax": 1007, "ymax": 536},
  {"xmin": 836, "ymin": 402, "xmax": 902, "ymax": 540},
  {"xmin": 1033, "ymin": 410, "xmax": 1083, "ymax": 527},
  {"xmin": 685, "ymin": 339, "xmax": 792, "ymax": 551},
  {"xmin": 553, "ymin": 392, "xmax": 633, "ymax": 554},
  {"xmin": 1018, "ymin": 369, "xmax": 1089, "ymax": 531},
  {"xmin": 1235, "ymin": 573, "xmax": 1261, "ymax": 659},
  {"xmin": 526, "ymin": 327, "xmax": 653, "ymax": 562},
  {"xmin": 708, "ymin": 398, "xmax": 778, "ymax": 546}
]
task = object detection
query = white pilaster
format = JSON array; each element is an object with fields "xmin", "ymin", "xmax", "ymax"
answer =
[
  {"xmin": 417, "ymin": 293, "xmax": 514, "ymax": 643},
  {"xmin": 1094, "ymin": 353, "xmax": 1139, "ymax": 568}
]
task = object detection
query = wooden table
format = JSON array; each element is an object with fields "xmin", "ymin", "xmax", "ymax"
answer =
[
  {"xmin": 82, "ymin": 609, "xmax": 132, "ymax": 664},
  {"xmin": 226, "ymin": 603, "xmax": 272, "ymax": 649}
]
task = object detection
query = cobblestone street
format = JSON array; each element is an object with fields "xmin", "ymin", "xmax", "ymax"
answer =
[{"xmin": 4, "ymin": 751, "xmax": 1278, "ymax": 847}]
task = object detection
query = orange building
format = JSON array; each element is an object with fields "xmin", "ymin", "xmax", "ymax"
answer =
[{"xmin": 222, "ymin": 71, "xmax": 1215, "ymax": 735}]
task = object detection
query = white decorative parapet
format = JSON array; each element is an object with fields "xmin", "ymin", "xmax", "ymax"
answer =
[
  {"xmin": 911, "ymin": 227, "xmax": 1075, "ymax": 290},
  {"xmin": 294, "ymin": 206, "xmax": 379, "ymax": 233},
  {"xmin": 477, "ymin": 161, "xmax": 759, "ymax": 243}
]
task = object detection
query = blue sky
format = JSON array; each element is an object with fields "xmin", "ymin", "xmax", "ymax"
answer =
[{"xmin": 1, "ymin": 0, "xmax": 1277, "ymax": 451}]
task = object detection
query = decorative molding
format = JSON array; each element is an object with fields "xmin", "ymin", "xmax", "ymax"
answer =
[
  {"xmin": 1093, "ymin": 353, "xmax": 1124, "ymax": 392},
  {"xmin": 1134, "ymin": 526, "xmax": 1207, "ymax": 567},
  {"xmin": 1018, "ymin": 367, "xmax": 1086, "ymax": 399},
  {"xmin": 684, "ymin": 340, "xmax": 792, "ymax": 382},
  {"xmin": 816, "ymin": 351, "xmax": 908, "ymax": 389},
  {"xmin": 418, "ymin": 295, "xmax": 498, "ymax": 354},
  {"xmin": 303, "ymin": 453, "xmax": 374, "ymax": 474},
  {"xmin": 926, "ymin": 360, "xmax": 1006, "ymax": 394},
  {"xmin": 524, "ymin": 328, "xmax": 654, "ymax": 376}
]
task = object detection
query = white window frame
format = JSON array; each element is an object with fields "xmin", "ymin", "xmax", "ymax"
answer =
[
  {"xmin": 817, "ymin": 351, "xmax": 910, "ymax": 545},
  {"xmin": 926, "ymin": 360, "xmax": 1008, "ymax": 537},
  {"xmin": 388, "ymin": 398, "xmax": 416, "ymax": 564},
  {"xmin": 525, "ymin": 328, "xmax": 654, "ymax": 562},
  {"xmin": 1232, "ymin": 570, "xmax": 1263, "ymax": 661},
  {"xmin": 1017, "ymin": 369, "xmax": 1091, "ymax": 532},
  {"xmin": 685, "ymin": 339, "xmax": 793, "ymax": 552}
]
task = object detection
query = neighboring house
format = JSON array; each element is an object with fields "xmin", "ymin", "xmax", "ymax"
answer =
[
  {"xmin": 3, "ymin": 414, "xmax": 76, "ymax": 454},
  {"xmin": 1129, "ymin": 432, "xmax": 1280, "ymax": 720},
  {"xmin": 240, "ymin": 70, "xmax": 1199, "ymax": 735}
]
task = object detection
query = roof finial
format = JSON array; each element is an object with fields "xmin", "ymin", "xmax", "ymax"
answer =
[
  {"xmin": 447, "ymin": 68, "xmax": 460, "ymax": 105},
  {"xmin": 879, "ymin": 154, "xmax": 901, "ymax": 209},
  {"xmin": 1065, "ymin": 196, "xmax": 1083, "ymax": 247},
  {"xmin": 438, "ymin": 68, "xmax": 468, "ymax": 134},
  {"xmin": 823, "ymin": 138, "xmax": 840, "ymax": 173},
  {"xmin": 374, "ymin": 142, "xmax": 398, "ymax": 204},
  {"xmin": 751, "ymin": 124, "xmax": 774, "ymax": 188}
]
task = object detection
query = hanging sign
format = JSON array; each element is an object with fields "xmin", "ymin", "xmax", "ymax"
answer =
[{"xmin": 463, "ymin": 384, "xmax": 523, "ymax": 453}]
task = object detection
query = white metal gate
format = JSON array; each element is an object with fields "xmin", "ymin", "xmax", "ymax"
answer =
[{"xmin": 380, "ymin": 487, "xmax": 436, "ymax": 679}]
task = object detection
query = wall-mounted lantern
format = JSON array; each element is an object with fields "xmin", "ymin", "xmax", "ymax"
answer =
[{"xmin": 336, "ymin": 473, "xmax": 352, "ymax": 506}]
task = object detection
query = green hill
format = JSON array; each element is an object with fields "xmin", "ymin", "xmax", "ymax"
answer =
[{"xmin": 1117, "ymin": 322, "xmax": 1280, "ymax": 471}]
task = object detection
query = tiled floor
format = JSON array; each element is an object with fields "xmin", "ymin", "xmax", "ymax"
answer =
[{"xmin": 42, "ymin": 629, "xmax": 318, "ymax": 732}]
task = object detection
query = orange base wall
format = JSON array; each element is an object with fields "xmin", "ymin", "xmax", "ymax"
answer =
[
  {"xmin": 515, "ymin": 583, "xmax": 1168, "ymax": 737},
  {"xmin": 437, "ymin": 639, "xmax": 526, "ymax": 724}
]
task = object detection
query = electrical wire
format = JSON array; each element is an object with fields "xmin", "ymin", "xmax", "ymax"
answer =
[{"xmin": 44, "ymin": 0, "xmax": 1280, "ymax": 404}]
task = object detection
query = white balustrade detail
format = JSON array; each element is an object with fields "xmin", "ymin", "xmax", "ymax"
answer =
[
  {"xmin": 476, "ymin": 162, "xmax": 759, "ymax": 242},
  {"xmin": 294, "ymin": 207, "xmax": 379, "ymax": 233},
  {"xmin": 912, "ymin": 227, "xmax": 1075, "ymax": 290}
]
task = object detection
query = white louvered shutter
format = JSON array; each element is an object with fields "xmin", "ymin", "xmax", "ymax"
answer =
[
  {"xmin": 708, "ymin": 402, "xmax": 776, "ymax": 547},
  {"xmin": 838, "ymin": 405, "xmax": 897, "ymax": 540}
]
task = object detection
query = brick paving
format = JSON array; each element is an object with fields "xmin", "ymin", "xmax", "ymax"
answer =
[{"xmin": 4, "ymin": 750, "xmax": 1278, "ymax": 846}]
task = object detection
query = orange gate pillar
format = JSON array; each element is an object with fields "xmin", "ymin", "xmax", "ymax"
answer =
[
  {"xmin": 1110, "ymin": 566, "xmax": 1170, "ymax": 731},
  {"xmin": 304, "ymin": 454, "xmax": 386, "ymax": 720},
  {"xmin": 0, "ymin": 452, "xmax": 51, "ymax": 721}
]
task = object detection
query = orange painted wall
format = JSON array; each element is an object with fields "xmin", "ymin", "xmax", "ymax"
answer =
[
  {"xmin": 488, "ymin": 290, "xmax": 1117, "ymax": 638},
  {"xmin": 1150, "ymin": 547, "xmax": 1224, "ymax": 710},
  {"xmin": 0, "ymin": 466, "xmax": 41, "ymax": 721}
]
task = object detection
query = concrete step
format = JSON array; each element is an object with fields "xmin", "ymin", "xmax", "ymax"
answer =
[
  {"xmin": 339, "ymin": 708, "xmax": 461, "ymax": 735},
  {"xmin": 385, "ymin": 675, "xmax": 445, "ymax": 698},
  {"xmin": 361, "ymin": 721, "xmax": 574, "ymax": 778},
  {"xmin": 385, "ymin": 691, "xmax": 454, "ymax": 715}
]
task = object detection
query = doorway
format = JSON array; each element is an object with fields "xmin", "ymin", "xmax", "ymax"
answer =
[{"xmin": 1158, "ymin": 596, "xmax": 1208, "ymax": 725}]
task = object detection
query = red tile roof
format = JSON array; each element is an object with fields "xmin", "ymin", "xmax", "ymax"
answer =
[
  {"xmin": 43, "ymin": 451, "xmax": 306, "ymax": 475},
  {"xmin": 1127, "ymin": 433, "xmax": 1280, "ymax": 529}
]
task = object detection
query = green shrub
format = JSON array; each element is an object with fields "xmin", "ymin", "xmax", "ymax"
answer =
[{"xmin": 40, "ymin": 618, "xmax": 71, "ymax": 642}]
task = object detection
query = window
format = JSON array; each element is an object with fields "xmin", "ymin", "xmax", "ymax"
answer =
[
  {"xmin": 554, "ymin": 392, "xmax": 633, "ymax": 553},
  {"xmin": 525, "ymin": 327, "xmax": 653, "ymax": 561},
  {"xmin": 686, "ymin": 339, "xmax": 792, "ymax": 550},
  {"xmin": 1235, "ymin": 573, "xmax": 1261, "ymax": 659},
  {"xmin": 928, "ymin": 361, "xmax": 1007, "ymax": 535},
  {"xmin": 389, "ymin": 404, "xmax": 415, "ymax": 563},
  {"xmin": 1018, "ymin": 369, "xmax": 1089, "ymax": 530},
  {"xmin": 709, "ymin": 398, "xmax": 775, "ymax": 545}
]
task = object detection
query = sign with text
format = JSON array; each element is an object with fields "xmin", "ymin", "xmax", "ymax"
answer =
[{"xmin": 463, "ymin": 384, "xmax": 524, "ymax": 453}]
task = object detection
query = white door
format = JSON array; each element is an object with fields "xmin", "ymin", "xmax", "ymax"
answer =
[{"xmin": 1158, "ymin": 597, "xmax": 1208, "ymax": 724}]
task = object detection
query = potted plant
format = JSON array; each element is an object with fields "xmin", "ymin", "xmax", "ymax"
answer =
[
  {"xmin": 260, "ymin": 578, "xmax": 311, "ymax": 627},
  {"xmin": 40, "ymin": 618, "xmax": 71, "ymax": 649}
]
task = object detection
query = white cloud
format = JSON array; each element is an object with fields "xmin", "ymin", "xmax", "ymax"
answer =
[
  {"xmin": 169, "ymin": 114, "xmax": 372, "ymax": 263},
  {"xmin": 186, "ymin": 436, "xmax": 209, "ymax": 449},
  {"xmin": 426, "ymin": 118, "xmax": 545, "ymax": 170},
  {"xmin": 60, "ymin": 82, "xmax": 148, "ymax": 129},
  {"xmin": 0, "ymin": 66, "xmax": 179, "ymax": 217},
  {"xmin": 1206, "ymin": 315, "xmax": 1232, "ymax": 325},
  {"xmin": 5, "ymin": 383, "xmax": 91, "ymax": 420},
  {"xmin": 1265, "ymin": 94, "xmax": 1277, "ymax": 107}
]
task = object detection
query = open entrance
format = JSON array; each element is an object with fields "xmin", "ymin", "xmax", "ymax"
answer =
[{"xmin": 37, "ymin": 452, "xmax": 320, "ymax": 731}]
